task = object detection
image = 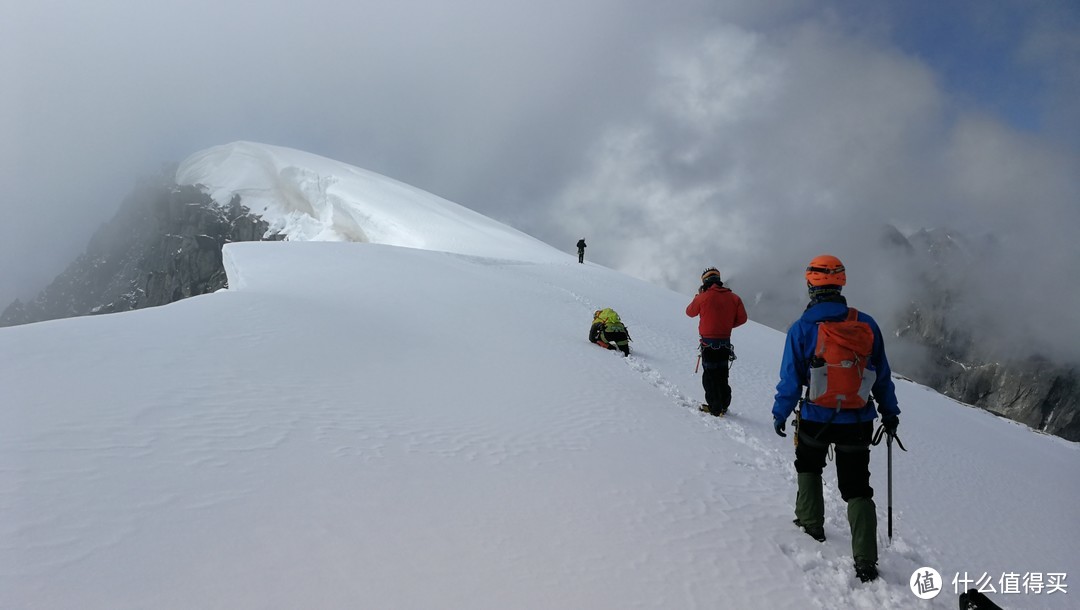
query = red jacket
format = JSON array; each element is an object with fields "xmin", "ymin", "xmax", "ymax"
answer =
[{"xmin": 685, "ymin": 285, "xmax": 747, "ymax": 339}]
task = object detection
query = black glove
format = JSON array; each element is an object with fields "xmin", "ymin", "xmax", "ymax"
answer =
[
  {"xmin": 774, "ymin": 417, "xmax": 787, "ymax": 437},
  {"xmin": 882, "ymin": 414, "xmax": 899, "ymax": 436}
]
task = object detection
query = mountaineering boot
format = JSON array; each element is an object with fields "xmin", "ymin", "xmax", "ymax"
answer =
[
  {"xmin": 793, "ymin": 518, "xmax": 825, "ymax": 542},
  {"xmin": 699, "ymin": 403, "xmax": 727, "ymax": 417},
  {"xmin": 854, "ymin": 561, "xmax": 879, "ymax": 583},
  {"xmin": 794, "ymin": 473, "xmax": 825, "ymax": 542},
  {"xmin": 848, "ymin": 497, "xmax": 879, "ymax": 582}
]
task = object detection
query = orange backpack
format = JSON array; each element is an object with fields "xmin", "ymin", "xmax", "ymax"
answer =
[{"xmin": 807, "ymin": 308, "xmax": 876, "ymax": 409}]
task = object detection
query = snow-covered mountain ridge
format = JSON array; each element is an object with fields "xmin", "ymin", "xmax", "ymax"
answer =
[
  {"xmin": 5, "ymin": 141, "xmax": 1074, "ymax": 443},
  {"xmin": 2, "ymin": 142, "xmax": 1077, "ymax": 609}
]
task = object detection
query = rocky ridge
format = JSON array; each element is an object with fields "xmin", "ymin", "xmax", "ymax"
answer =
[{"xmin": 0, "ymin": 168, "xmax": 280, "ymax": 327}]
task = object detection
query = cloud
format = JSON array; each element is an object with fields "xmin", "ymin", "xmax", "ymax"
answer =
[
  {"xmin": 3, "ymin": 0, "xmax": 1077, "ymax": 365},
  {"xmin": 550, "ymin": 21, "xmax": 943, "ymax": 278},
  {"xmin": 2, "ymin": 0, "xmax": 670, "ymax": 303},
  {"xmin": 546, "ymin": 17, "xmax": 1080, "ymax": 363}
]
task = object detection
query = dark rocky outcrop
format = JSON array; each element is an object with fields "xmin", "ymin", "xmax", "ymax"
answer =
[
  {"xmin": 890, "ymin": 227, "xmax": 1079, "ymax": 442},
  {"xmin": 934, "ymin": 359, "xmax": 1079, "ymax": 440},
  {"xmin": 0, "ymin": 167, "xmax": 280, "ymax": 327}
]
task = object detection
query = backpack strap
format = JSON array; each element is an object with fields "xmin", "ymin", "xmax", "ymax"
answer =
[{"xmin": 846, "ymin": 307, "xmax": 859, "ymax": 321}]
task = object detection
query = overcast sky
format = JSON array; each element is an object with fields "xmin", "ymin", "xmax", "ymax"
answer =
[{"xmin": 4, "ymin": 0, "xmax": 1078, "ymax": 358}]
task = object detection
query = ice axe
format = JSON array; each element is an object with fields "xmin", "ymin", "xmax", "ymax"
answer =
[
  {"xmin": 873, "ymin": 423, "xmax": 907, "ymax": 543},
  {"xmin": 887, "ymin": 433, "xmax": 894, "ymax": 541}
]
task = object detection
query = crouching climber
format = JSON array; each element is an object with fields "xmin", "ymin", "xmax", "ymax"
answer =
[{"xmin": 589, "ymin": 308, "xmax": 631, "ymax": 356}]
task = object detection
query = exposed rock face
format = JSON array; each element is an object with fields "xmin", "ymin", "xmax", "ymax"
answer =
[
  {"xmin": 934, "ymin": 359, "xmax": 1079, "ymax": 439},
  {"xmin": 0, "ymin": 169, "xmax": 279, "ymax": 327},
  {"xmin": 892, "ymin": 228, "xmax": 1080, "ymax": 442}
]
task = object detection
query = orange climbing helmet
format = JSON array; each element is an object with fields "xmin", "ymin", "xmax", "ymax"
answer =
[
  {"xmin": 805, "ymin": 254, "xmax": 846, "ymax": 287},
  {"xmin": 701, "ymin": 267, "xmax": 721, "ymax": 283}
]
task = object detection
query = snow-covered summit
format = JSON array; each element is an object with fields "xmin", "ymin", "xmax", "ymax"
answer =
[{"xmin": 176, "ymin": 141, "xmax": 564, "ymax": 263}]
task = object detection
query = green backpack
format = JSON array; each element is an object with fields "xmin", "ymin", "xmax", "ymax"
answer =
[{"xmin": 595, "ymin": 308, "xmax": 626, "ymax": 332}]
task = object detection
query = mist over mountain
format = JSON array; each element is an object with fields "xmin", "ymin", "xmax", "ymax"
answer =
[
  {"xmin": 0, "ymin": 168, "xmax": 280, "ymax": 327},
  {"xmin": 735, "ymin": 222, "xmax": 1079, "ymax": 441},
  {"xmin": 890, "ymin": 227, "xmax": 1079, "ymax": 440},
  {"xmin": 3, "ymin": 143, "xmax": 1077, "ymax": 442}
]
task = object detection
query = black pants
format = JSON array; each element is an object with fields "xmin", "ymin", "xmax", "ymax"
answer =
[
  {"xmin": 578, "ymin": 249, "xmax": 584, "ymax": 263},
  {"xmin": 602, "ymin": 330, "xmax": 630, "ymax": 356},
  {"xmin": 700, "ymin": 344, "xmax": 732, "ymax": 410},
  {"xmin": 589, "ymin": 323, "xmax": 629, "ymax": 356},
  {"xmin": 795, "ymin": 419, "xmax": 874, "ymax": 501}
]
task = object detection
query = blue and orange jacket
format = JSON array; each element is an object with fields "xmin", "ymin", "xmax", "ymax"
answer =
[{"xmin": 771, "ymin": 300, "xmax": 900, "ymax": 424}]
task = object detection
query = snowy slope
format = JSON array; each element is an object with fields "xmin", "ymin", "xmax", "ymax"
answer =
[{"xmin": 2, "ymin": 144, "xmax": 1077, "ymax": 609}]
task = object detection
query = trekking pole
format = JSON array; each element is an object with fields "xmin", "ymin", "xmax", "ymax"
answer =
[{"xmin": 694, "ymin": 354, "xmax": 701, "ymax": 374}]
